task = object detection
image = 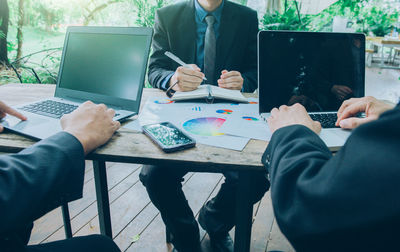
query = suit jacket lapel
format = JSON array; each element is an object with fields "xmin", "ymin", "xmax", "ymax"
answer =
[
  {"xmin": 176, "ymin": 0, "xmax": 196, "ymax": 64},
  {"xmin": 216, "ymin": 1, "xmax": 238, "ymax": 71}
]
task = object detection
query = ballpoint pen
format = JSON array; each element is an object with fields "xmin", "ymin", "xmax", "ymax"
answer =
[{"xmin": 164, "ymin": 51, "xmax": 207, "ymax": 81}]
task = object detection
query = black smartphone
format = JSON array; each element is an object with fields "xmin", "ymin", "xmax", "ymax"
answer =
[{"xmin": 142, "ymin": 122, "xmax": 196, "ymax": 153}]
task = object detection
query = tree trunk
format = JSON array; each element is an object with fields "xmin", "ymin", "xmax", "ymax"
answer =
[
  {"xmin": 0, "ymin": 0, "xmax": 9, "ymax": 65},
  {"xmin": 16, "ymin": 0, "xmax": 25, "ymax": 62}
]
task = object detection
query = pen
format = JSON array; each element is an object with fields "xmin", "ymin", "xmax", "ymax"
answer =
[
  {"xmin": 164, "ymin": 51, "xmax": 207, "ymax": 81},
  {"xmin": 166, "ymin": 80, "xmax": 179, "ymax": 98}
]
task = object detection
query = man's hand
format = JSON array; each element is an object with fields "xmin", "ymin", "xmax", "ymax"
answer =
[
  {"xmin": 170, "ymin": 64, "xmax": 204, "ymax": 92},
  {"xmin": 61, "ymin": 101, "xmax": 121, "ymax": 155},
  {"xmin": 267, "ymin": 104, "xmax": 321, "ymax": 134},
  {"xmin": 0, "ymin": 101, "xmax": 27, "ymax": 133},
  {"xmin": 336, "ymin": 96, "xmax": 394, "ymax": 129},
  {"xmin": 331, "ymin": 85, "xmax": 353, "ymax": 101},
  {"xmin": 217, "ymin": 70, "xmax": 244, "ymax": 90}
]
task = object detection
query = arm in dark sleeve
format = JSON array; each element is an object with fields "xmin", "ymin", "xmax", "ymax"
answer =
[
  {"xmin": 262, "ymin": 109, "xmax": 400, "ymax": 249},
  {"xmin": 241, "ymin": 10, "xmax": 258, "ymax": 93},
  {"xmin": 148, "ymin": 9, "xmax": 175, "ymax": 90},
  {"xmin": 0, "ymin": 131, "xmax": 85, "ymax": 233}
]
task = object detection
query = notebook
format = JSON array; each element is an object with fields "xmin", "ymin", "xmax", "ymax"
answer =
[
  {"xmin": 1, "ymin": 26, "xmax": 153, "ymax": 140},
  {"xmin": 171, "ymin": 85, "xmax": 248, "ymax": 103}
]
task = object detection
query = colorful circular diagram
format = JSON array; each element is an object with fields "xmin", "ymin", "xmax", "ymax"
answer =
[
  {"xmin": 154, "ymin": 99, "xmax": 174, "ymax": 104},
  {"xmin": 242, "ymin": 116, "xmax": 259, "ymax": 121},
  {"xmin": 216, "ymin": 109, "xmax": 233, "ymax": 114},
  {"xmin": 183, "ymin": 117, "xmax": 226, "ymax": 136}
]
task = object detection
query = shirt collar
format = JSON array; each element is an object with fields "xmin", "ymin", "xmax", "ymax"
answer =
[{"xmin": 195, "ymin": 0, "xmax": 224, "ymax": 24}]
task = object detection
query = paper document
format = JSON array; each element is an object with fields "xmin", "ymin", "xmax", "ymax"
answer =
[{"xmin": 138, "ymin": 98, "xmax": 251, "ymax": 151}]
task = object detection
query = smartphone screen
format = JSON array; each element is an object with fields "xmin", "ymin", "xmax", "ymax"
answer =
[{"xmin": 142, "ymin": 122, "xmax": 195, "ymax": 152}]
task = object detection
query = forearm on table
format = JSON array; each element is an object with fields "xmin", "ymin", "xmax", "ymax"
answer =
[{"xmin": 0, "ymin": 132, "xmax": 85, "ymax": 233}]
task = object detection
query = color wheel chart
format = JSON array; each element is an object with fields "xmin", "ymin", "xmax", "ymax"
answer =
[
  {"xmin": 154, "ymin": 99, "xmax": 174, "ymax": 104},
  {"xmin": 183, "ymin": 117, "xmax": 226, "ymax": 136},
  {"xmin": 216, "ymin": 109, "xmax": 233, "ymax": 114},
  {"xmin": 242, "ymin": 116, "xmax": 259, "ymax": 121}
]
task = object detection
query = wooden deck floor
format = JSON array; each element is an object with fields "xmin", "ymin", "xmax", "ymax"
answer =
[
  {"xmin": 28, "ymin": 67, "xmax": 399, "ymax": 251},
  {"xmin": 28, "ymin": 161, "xmax": 294, "ymax": 251}
]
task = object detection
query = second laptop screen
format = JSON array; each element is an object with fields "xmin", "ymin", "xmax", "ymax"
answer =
[{"xmin": 259, "ymin": 32, "xmax": 365, "ymax": 113}]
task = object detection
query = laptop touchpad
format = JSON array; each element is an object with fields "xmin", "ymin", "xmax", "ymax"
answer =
[{"xmin": 3, "ymin": 115, "xmax": 46, "ymax": 130}]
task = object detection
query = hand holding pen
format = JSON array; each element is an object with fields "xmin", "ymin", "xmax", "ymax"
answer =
[{"xmin": 165, "ymin": 51, "xmax": 206, "ymax": 93}]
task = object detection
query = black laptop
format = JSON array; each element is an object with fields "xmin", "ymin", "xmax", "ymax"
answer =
[{"xmin": 258, "ymin": 31, "xmax": 365, "ymax": 150}]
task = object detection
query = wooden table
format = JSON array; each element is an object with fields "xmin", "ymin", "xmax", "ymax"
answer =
[
  {"xmin": 367, "ymin": 36, "xmax": 400, "ymax": 69},
  {"xmin": 0, "ymin": 84, "xmax": 268, "ymax": 252}
]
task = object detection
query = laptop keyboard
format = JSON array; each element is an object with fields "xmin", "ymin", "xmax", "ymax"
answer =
[
  {"xmin": 309, "ymin": 113, "xmax": 338, "ymax": 128},
  {"xmin": 20, "ymin": 100, "xmax": 78, "ymax": 119}
]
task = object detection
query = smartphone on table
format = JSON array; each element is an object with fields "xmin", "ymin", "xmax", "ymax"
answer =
[{"xmin": 142, "ymin": 122, "xmax": 196, "ymax": 153}]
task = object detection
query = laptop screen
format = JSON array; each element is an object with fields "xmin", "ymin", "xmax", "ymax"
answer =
[
  {"xmin": 258, "ymin": 31, "xmax": 365, "ymax": 113},
  {"xmin": 59, "ymin": 32, "xmax": 147, "ymax": 101},
  {"xmin": 55, "ymin": 27, "xmax": 153, "ymax": 112}
]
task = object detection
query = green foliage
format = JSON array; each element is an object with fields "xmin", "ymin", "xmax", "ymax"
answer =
[
  {"xmin": 261, "ymin": 1, "xmax": 310, "ymax": 31},
  {"xmin": 7, "ymin": 40, "xmax": 16, "ymax": 53},
  {"xmin": 261, "ymin": 0, "xmax": 400, "ymax": 35},
  {"xmin": 364, "ymin": 6, "xmax": 399, "ymax": 36},
  {"xmin": 131, "ymin": 0, "xmax": 168, "ymax": 27},
  {"xmin": 0, "ymin": 19, "xmax": 4, "ymax": 39}
]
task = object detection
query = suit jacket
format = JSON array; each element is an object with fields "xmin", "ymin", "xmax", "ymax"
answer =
[
  {"xmin": 0, "ymin": 132, "xmax": 85, "ymax": 251},
  {"xmin": 262, "ymin": 104, "xmax": 400, "ymax": 251},
  {"xmin": 148, "ymin": 0, "xmax": 259, "ymax": 93}
]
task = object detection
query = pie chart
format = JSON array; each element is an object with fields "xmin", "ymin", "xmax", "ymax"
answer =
[
  {"xmin": 154, "ymin": 99, "xmax": 174, "ymax": 104},
  {"xmin": 183, "ymin": 117, "xmax": 226, "ymax": 136},
  {"xmin": 242, "ymin": 116, "xmax": 259, "ymax": 121},
  {"xmin": 216, "ymin": 109, "xmax": 233, "ymax": 114}
]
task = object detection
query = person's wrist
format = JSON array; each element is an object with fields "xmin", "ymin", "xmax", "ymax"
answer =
[{"xmin": 63, "ymin": 129, "xmax": 91, "ymax": 155}]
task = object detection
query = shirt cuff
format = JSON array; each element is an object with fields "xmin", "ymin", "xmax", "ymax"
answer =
[{"xmin": 161, "ymin": 73, "xmax": 175, "ymax": 91}]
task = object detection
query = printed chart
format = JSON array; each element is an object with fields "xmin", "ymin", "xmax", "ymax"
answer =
[
  {"xmin": 242, "ymin": 116, "xmax": 259, "ymax": 121},
  {"xmin": 216, "ymin": 109, "xmax": 233, "ymax": 114},
  {"xmin": 183, "ymin": 117, "xmax": 226, "ymax": 136},
  {"xmin": 154, "ymin": 98, "xmax": 174, "ymax": 104}
]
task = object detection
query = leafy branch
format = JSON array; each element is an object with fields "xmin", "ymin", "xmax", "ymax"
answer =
[{"xmin": 131, "ymin": 0, "xmax": 168, "ymax": 27}]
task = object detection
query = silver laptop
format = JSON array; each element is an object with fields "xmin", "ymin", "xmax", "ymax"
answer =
[
  {"xmin": 1, "ymin": 26, "xmax": 153, "ymax": 140},
  {"xmin": 258, "ymin": 31, "xmax": 365, "ymax": 151}
]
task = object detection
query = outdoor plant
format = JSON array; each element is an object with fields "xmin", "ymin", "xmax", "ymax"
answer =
[
  {"xmin": 364, "ymin": 6, "xmax": 399, "ymax": 36},
  {"xmin": 261, "ymin": 1, "xmax": 310, "ymax": 31},
  {"xmin": 131, "ymin": 0, "xmax": 168, "ymax": 27}
]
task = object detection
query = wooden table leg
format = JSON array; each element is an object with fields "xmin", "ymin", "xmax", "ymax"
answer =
[
  {"xmin": 61, "ymin": 203, "xmax": 73, "ymax": 238},
  {"xmin": 234, "ymin": 172, "xmax": 253, "ymax": 252},
  {"xmin": 93, "ymin": 160, "xmax": 113, "ymax": 238}
]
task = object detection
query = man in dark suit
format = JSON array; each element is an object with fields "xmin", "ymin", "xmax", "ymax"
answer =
[
  {"xmin": 141, "ymin": 1, "xmax": 268, "ymax": 251},
  {"xmin": 148, "ymin": 0, "xmax": 258, "ymax": 93},
  {"xmin": 263, "ymin": 96, "xmax": 399, "ymax": 251},
  {"xmin": 0, "ymin": 100, "xmax": 121, "ymax": 252}
]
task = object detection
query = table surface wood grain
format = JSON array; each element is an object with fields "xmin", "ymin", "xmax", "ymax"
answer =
[{"xmin": 0, "ymin": 84, "xmax": 267, "ymax": 172}]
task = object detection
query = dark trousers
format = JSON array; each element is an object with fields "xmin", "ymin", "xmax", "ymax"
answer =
[{"xmin": 139, "ymin": 165, "xmax": 269, "ymax": 252}]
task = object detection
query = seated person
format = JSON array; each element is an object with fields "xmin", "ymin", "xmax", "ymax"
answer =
[
  {"xmin": 141, "ymin": 0, "xmax": 269, "ymax": 251},
  {"xmin": 0, "ymin": 101, "xmax": 121, "ymax": 252},
  {"xmin": 263, "ymin": 96, "xmax": 399, "ymax": 251}
]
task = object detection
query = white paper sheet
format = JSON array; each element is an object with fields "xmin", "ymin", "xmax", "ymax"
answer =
[
  {"xmin": 138, "ymin": 98, "xmax": 251, "ymax": 151},
  {"xmin": 220, "ymin": 114, "xmax": 272, "ymax": 141}
]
